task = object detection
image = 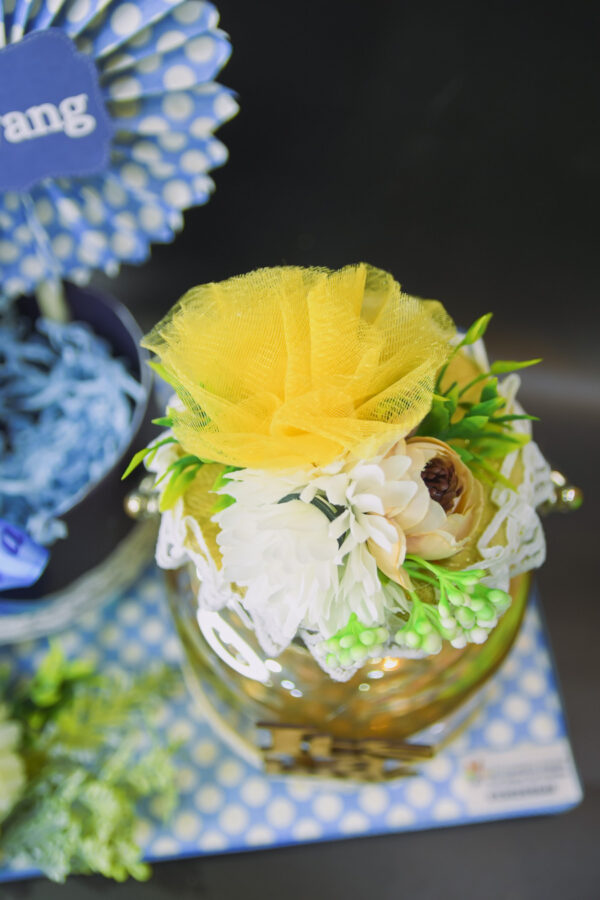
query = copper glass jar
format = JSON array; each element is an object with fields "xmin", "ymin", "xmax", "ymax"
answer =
[{"xmin": 166, "ymin": 563, "xmax": 530, "ymax": 777}]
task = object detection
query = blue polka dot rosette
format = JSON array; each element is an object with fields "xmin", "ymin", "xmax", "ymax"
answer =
[
  {"xmin": 0, "ymin": 569, "xmax": 583, "ymax": 882},
  {"xmin": 0, "ymin": 0, "xmax": 237, "ymax": 307}
]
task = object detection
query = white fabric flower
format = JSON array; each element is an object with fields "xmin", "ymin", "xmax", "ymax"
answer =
[
  {"xmin": 216, "ymin": 495, "xmax": 339, "ymax": 655},
  {"xmin": 299, "ymin": 446, "xmax": 419, "ymax": 561},
  {"xmin": 212, "ymin": 460, "xmax": 414, "ymax": 654},
  {"xmin": 325, "ymin": 542, "xmax": 388, "ymax": 635}
]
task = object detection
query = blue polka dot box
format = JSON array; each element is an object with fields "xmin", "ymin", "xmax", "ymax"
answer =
[{"xmin": 0, "ymin": 566, "xmax": 582, "ymax": 881}]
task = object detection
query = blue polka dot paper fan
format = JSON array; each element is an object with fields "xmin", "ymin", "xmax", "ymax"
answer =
[{"xmin": 0, "ymin": 0, "xmax": 237, "ymax": 306}]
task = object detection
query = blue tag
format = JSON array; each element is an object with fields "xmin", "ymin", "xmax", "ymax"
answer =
[
  {"xmin": 0, "ymin": 520, "xmax": 49, "ymax": 592},
  {"xmin": 0, "ymin": 30, "xmax": 112, "ymax": 191}
]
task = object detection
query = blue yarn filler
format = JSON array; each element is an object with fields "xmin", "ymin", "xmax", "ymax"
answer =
[{"xmin": 0, "ymin": 316, "xmax": 144, "ymax": 546}]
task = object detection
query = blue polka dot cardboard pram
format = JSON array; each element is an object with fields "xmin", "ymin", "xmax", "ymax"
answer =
[
  {"xmin": 0, "ymin": 282, "xmax": 161, "ymax": 641},
  {"xmin": 0, "ymin": 0, "xmax": 236, "ymax": 626},
  {"xmin": 0, "ymin": 0, "xmax": 237, "ymax": 307}
]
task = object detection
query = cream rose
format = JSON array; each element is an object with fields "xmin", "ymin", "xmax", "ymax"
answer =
[{"xmin": 368, "ymin": 437, "xmax": 484, "ymax": 586}]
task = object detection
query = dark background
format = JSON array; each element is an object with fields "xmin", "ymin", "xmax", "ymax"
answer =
[{"xmin": 6, "ymin": 1, "xmax": 600, "ymax": 897}]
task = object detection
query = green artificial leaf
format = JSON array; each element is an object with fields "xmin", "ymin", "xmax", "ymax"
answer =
[
  {"xmin": 477, "ymin": 430, "xmax": 530, "ymax": 445},
  {"xmin": 151, "ymin": 416, "xmax": 174, "ymax": 428},
  {"xmin": 489, "ymin": 358, "xmax": 542, "ymax": 375},
  {"xmin": 211, "ymin": 494, "xmax": 236, "ymax": 514},
  {"xmin": 121, "ymin": 438, "xmax": 177, "ymax": 481},
  {"xmin": 154, "ymin": 453, "xmax": 206, "ymax": 511},
  {"xmin": 121, "ymin": 446, "xmax": 154, "ymax": 481},
  {"xmin": 154, "ymin": 455, "xmax": 201, "ymax": 487},
  {"xmin": 466, "ymin": 397, "xmax": 505, "ymax": 417},
  {"xmin": 210, "ymin": 466, "xmax": 239, "ymax": 515},
  {"xmin": 418, "ymin": 313, "xmax": 540, "ymax": 488},
  {"xmin": 211, "ymin": 465, "xmax": 240, "ymax": 492},
  {"xmin": 480, "ymin": 377, "xmax": 500, "ymax": 402},
  {"xmin": 435, "ymin": 316, "xmax": 493, "ymax": 392},
  {"xmin": 458, "ymin": 312, "xmax": 493, "ymax": 347},
  {"xmin": 159, "ymin": 463, "xmax": 203, "ymax": 512},
  {"xmin": 491, "ymin": 413, "xmax": 539, "ymax": 424},
  {"xmin": 444, "ymin": 383, "xmax": 459, "ymax": 418},
  {"xmin": 453, "ymin": 445, "xmax": 475, "ymax": 462},
  {"xmin": 458, "ymin": 370, "xmax": 497, "ymax": 398},
  {"xmin": 147, "ymin": 360, "xmax": 179, "ymax": 389},
  {"xmin": 12, "ymin": 642, "xmax": 96, "ymax": 733},
  {"xmin": 475, "ymin": 433, "xmax": 530, "ymax": 457},
  {"xmin": 416, "ymin": 396, "xmax": 450, "ymax": 437},
  {"xmin": 0, "ymin": 651, "xmax": 181, "ymax": 884},
  {"xmin": 469, "ymin": 455, "xmax": 515, "ymax": 489},
  {"xmin": 445, "ymin": 415, "xmax": 489, "ymax": 439}
]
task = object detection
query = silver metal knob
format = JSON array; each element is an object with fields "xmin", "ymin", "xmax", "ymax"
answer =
[
  {"xmin": 539, "ymin": 470, "xmax": 583, "ymax": 515},
  {"xmin": 124, "ymin": 476, "xmax": 160, "ymax": 519}
]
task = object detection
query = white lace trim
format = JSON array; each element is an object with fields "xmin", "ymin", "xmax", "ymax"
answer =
[
  {"xmin": 470, "ymin": 372, "xmax": 555, "ymax": 592},
  {"xmin": 147, "ymin": 437, "xmax": 232, "ymax": 611},
  {"xmin": 156, "ymin": 502, "xmax": 232, "ymax": 611}
]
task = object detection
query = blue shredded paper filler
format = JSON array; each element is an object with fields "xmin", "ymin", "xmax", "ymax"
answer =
[{"xmin": 0, "ymin": 316, "xmax": 144, "ymax": 545}]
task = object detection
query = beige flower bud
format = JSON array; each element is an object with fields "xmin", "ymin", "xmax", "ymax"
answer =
[
  {"xmin": 402, "ymin": 437, "xmax": 484, "ymax": 560},
  {"xmin": 368, "ymin": 436, "xmax": 484, "ymax": 587}
]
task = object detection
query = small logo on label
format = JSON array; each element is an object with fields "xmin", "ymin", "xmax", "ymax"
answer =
[
  {"xmin": 459, "ymin": 741, "xmax": 582, "ymax": 814},
  {"xmin": 0, "ymin": 30, "xmax": 112, "ymax": 191}
]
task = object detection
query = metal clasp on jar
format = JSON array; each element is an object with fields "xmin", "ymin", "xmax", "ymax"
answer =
[
  {"xmin": 123, "ymin": 475, "xmax": 160, "ymax": 520},
  {"xmin": 540, "ymin": 470, "xmax": 583, "ymax": 515}
]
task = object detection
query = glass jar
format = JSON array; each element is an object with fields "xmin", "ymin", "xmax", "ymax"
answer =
[{"xmin": 166, "ymin": 563, "xmax": 530, "ymax": 775}]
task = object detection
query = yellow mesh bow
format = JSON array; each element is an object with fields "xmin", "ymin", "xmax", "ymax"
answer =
[{"xmin": 143, "ymin": 264, "xmax": 456, "ymax": 470}]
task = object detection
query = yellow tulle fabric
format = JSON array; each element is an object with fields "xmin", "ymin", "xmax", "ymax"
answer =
[{"xmin": 143, "ymin": 264, "xmax": 456, "ymax": 469}]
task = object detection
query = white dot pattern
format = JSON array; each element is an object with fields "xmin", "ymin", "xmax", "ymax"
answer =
[{"xmin": 0, "ymin": 570, "xmax": 579, "ymax": 881}]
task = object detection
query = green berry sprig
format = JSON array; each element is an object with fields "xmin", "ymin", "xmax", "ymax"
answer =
[
  {"xmin": 321, "ymin": 559, "xmax": 511, "ymax": 668},
  {"xmin": 322, "ymin": 614, "xmax": 389, "ymax": 668},
  {"xmin": 395, "ymin": 556, "xmax": 512, "ymax": 653},
  {"xmin": 392, "ymin": 595, "xmax": 444, "ymax": 655}
]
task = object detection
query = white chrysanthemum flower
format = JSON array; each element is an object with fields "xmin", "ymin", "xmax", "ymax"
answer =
[
  {"xmin": 212, "ymin": 457, "xmax": 418, "ymax": 655},
  {"xmin": 299, "ymin": 447, "xmax": 418, "ymax": 558},
  {"xmin": 216, "ymin": 496, "xmax": 339, "ymax": 655},
  {"xmin": 324, "ymin": 541, "xmax": 387, "ymax": 634}
]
